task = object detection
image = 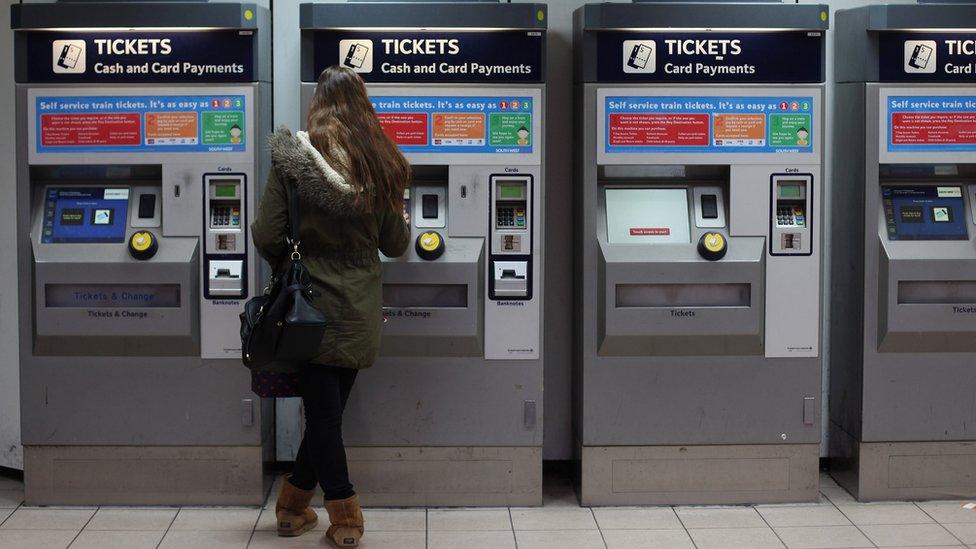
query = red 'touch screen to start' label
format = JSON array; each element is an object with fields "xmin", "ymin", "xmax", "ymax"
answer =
[{"xmin": 630, "ymin": 227, "xmax": 671, "ymax": 236}]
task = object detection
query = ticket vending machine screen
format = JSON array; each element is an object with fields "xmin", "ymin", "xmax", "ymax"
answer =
[
  {"xmin": 42, "ymin": 187, "xmax": 130, "ymax": 244},
  {"xmin": 883, "ymin": 185, "xmax": 969, "ymax": 241}
]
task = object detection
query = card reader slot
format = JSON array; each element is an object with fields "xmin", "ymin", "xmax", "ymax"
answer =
[
  {"xmin": 898, "ymin": 280, "xmax": 976, "ymax": 304},
  {"xmin": 615, "ymin": 283, "xmax": 751, "ymax": 308},
  {"xmin": 383, "ymin": 284, "xmax": 468, "ymax": 308}
]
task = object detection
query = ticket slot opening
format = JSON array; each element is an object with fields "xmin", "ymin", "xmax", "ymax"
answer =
[
  {"xmin": 616, "ymin": 283, "xmax": 752, "ymax": 308},
  {"xmin": 898, "ymin": 280, "xmax": 976, "ymax": 304},
  {"xmin": 383, "ymin": 284, "xmax": 469, "ymax": 309}
]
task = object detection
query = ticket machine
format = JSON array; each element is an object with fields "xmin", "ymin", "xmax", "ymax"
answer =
[
  {"xmin": 574, "ymin": 2, "xmax": 827, "ymax": 504},
  {"xmin": 831, "ymin": 3, "xmax": 976, "ymax": 501},
  {"xmin": 296, "ymin": 1, "xmax": 546, "ymax": 505},
  {"xmin": 12, "ymin": 1, "xmax": 271, "ymax": 504}
]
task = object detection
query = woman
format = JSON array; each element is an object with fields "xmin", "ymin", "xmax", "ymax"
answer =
[{"xmin": 251, "ymin": 66, "xmax": 411, "ymax": 547}]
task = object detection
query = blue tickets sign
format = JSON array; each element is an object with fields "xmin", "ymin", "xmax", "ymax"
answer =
[
  {"xmin": 35, "ymin": 95, "xmax": 247, "ymax": 154},
  {"xmin": 596, "ymin": 31, "xmax": 824, "ymax": 83},
  {"xmin": 605, "ymin": 96, "xmax": 815, "ymax": 154},
  {"xmin": 311, "ymin": 30, "xmax": 544, "ymax": 83},
  {"xmin": 371, "ymin": 95, "xmax": 534, "ymax": 154},
  {"xmin": 23, "ymin": 30, "xmax": 255, "ymax": 83},
  {"xmin": 880, "ymin": 32, "xmax": 976, "ymax": 83}
]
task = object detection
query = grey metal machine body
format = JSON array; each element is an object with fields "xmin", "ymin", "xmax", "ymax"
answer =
[
  {"xmin": 13, "ymin": 1, "xmax": 273, "ymax": 505},
  {"xmin": 574, "ymin": 2, "xmax": 828, "ymax": 505},
  {"xmin": 831, "ymin": 4, "xmax": 976, "ymax": 501},
  {"xmin": 292, "ymin": 1, "xmax": 546, "ymax": 506}
]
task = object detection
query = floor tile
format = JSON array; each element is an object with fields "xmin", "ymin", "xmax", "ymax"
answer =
[
  {"xmin": 944, "ymin": 523, "xmax": 976, "ymax": 544},
  {"xmin": 688, "ymin": 527, "xmax": 786, "ymax": 549},
  {"xmin": 0, "ymin": 529, "xmax": 76, "ymax": 549},
  {"xmin": 819, "ymin": 477, "xmax": 857, "ymax": 505},
  {"xmin": 247, "ymin": 530, "xmax": 334, "ymax": 548},
  {"xmin": 515, "ymin": 529, "xmax": 607, "ymax": 549},
  {"xmin": 427, "ymin": 509, "xmax": 512, "ymax": 531},
  {"xmin": 837, "ymin": 503, "xmax": 936, "ymax": 525},
  {"xmin": 602, "ymin": 528, "xmax": 696, "ymax": 549},
  {"xmin": 675, "ymin": 506, "xmax": 767, "ymax": 529},
  {"xmin": 0, "ymin": 507, "xmax": 95, "ymax": 530},
  {"xmin": 69, "ymin": 529, "xmax": 164, "ymax": 549},
  {"xmin": 757, "ymin": 504, "xmax": 853, "ymax": 527},
  {"xmin": 773, "ymin": 525, "xmax": 874, "ymax": 549},
  {"xmin": 362, "ymin": 509, "xmax": 426, "ymax": 531},
  {"xmin": 428, "ymin": 530, "xmax": 517, "ymax": 549},
  {"xmin": 510, "ymin": 507, "xmax": 598, "ymax": 530},
  {"xmin": 918, "ymin": 502, "xmax": 976, "ymax": 524},
  {"xmin": 0, "ymin": 491, "xmax": 23, "ymax": 509},
  {"xmin": 157, "ymin": 530, "xmax": 251, "ymax": 549},
  {"xmin": 0, "ymin": 509, "xmax": 12, "ymax": 525},
  {"xmin": 860, "ymin": 523, "xmax": 961, "ymax": 547},
  {"xmin": 169, "ymin": 508, "xmax": 261, "ymax": 531},
  {"xmin": 352, "ymin": 531, "xmax": 425, "ymax": 549},
  {"xmin": 85, "ymin": 507, "xmax": 178, "ymax": 531},
  {"xmin": 592, "ymin": 507, "xmax": 682, "ymax": 530}
]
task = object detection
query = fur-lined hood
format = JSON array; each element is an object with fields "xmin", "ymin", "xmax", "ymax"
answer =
[{"xmin": 268, "ymin": 127, "xmax": 372, "ymax": 216}]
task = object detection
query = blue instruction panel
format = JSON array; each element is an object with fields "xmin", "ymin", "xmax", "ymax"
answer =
[
  {"xmin": 604, "ymin": 96, "xmax": 815, "ymax": 154},
  {"xmin": 882, "ymin": 186, "xmax": 969, "ymax": 241},
  {"xmin": 887, "ymin": 96, "xmax": 976, "ymax": 152},
  {"xmin": 370, "ymin": 95, "xmax": 533, "ymax": 154},
  {"xmin": 35, "ymin": 94, "xmax": 246, "ymax": 154},
  {"xmin": 42, "ymin": 187, "xmax": 130, "ymax": 244}
]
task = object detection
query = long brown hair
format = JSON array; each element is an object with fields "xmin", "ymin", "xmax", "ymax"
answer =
[{"xmin": 306, "ymin": 66, "xmax": 410, "ymax": 212}]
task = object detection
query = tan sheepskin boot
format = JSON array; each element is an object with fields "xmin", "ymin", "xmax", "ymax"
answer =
[
  {"xmin": 324, "ymin": 494, "xmax": 364, "ymax": 547},
  {"xmin": 275, "ymin": 478, "xmax": 318, "ymax": 537}
]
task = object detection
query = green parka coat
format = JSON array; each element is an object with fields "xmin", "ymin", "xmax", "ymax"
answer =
[{"xmin": 251, "ymin": 128, "xmax": 411, "ymax": 369}]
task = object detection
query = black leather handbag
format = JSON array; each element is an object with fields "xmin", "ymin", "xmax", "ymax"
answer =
[{"xmin": 240, "ymin": 184, "xmax": 327, "ymax": 371}]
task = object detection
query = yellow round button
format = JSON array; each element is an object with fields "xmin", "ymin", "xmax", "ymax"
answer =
[
  {"xmin": 419, "ymin": 232, "xmax": 441, "ymax": 252},
  {"xmin": 703, "ymin": 232, "xmax": 725, "ymax": 253},
  {"xmin": 129, "ymin": 231, "xmax": 158, "ymax": 260},
  {"xmin": 244, "ymin": 8, "xmax": 254, "ymax": 21},
  {"xmin": 698, "ymin": 231, "xmax": 728, "ymax": 261},
  {"xmin": 415, "ymin": 231, "xmax": 445, "ymax": 260},
  {"xmin": 131, "ymin": 232, "xmax": 153, "ymax": 251}
]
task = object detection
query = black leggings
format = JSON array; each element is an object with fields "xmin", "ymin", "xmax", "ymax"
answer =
[{"xmin": 288, "ymin": 365, "xmax": 359, "ymax": 501}]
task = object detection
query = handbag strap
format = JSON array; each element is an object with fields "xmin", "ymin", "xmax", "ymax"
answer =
[{"xmin": 285, "ymin": 182, "xmax": 303, "ymax": 260}]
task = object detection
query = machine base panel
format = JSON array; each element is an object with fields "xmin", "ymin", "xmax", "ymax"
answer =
[
  {"xmin": 24, "ymin": 445, "xmax": 266, "ymax": 506},
  {"xmin": 581, "ymin": 444, "xmax": 819, "ymax": 505},
  {"xmin": 348, "ymin": 446, "xmax": 542, "ymax": 507},
  {"xmin": 829, "ymin": 425, "xmax": 976, "ymax": 501}
]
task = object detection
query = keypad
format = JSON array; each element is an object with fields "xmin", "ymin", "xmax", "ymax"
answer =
[
  {"xmin": 777, "ymin": 206, "xmax": 805, "ymax": 227},
  {"xmin": 497, "ymin": 207, "xmax": 516, "ymax": 227},
  {"xmin": 212, "ymin": 205, "xmax": 241, "ymax": 228}
]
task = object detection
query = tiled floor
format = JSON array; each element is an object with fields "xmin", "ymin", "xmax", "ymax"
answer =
[{"xmin": 1, "ymin": 472, "xmax": 975, "ymax": 548}]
